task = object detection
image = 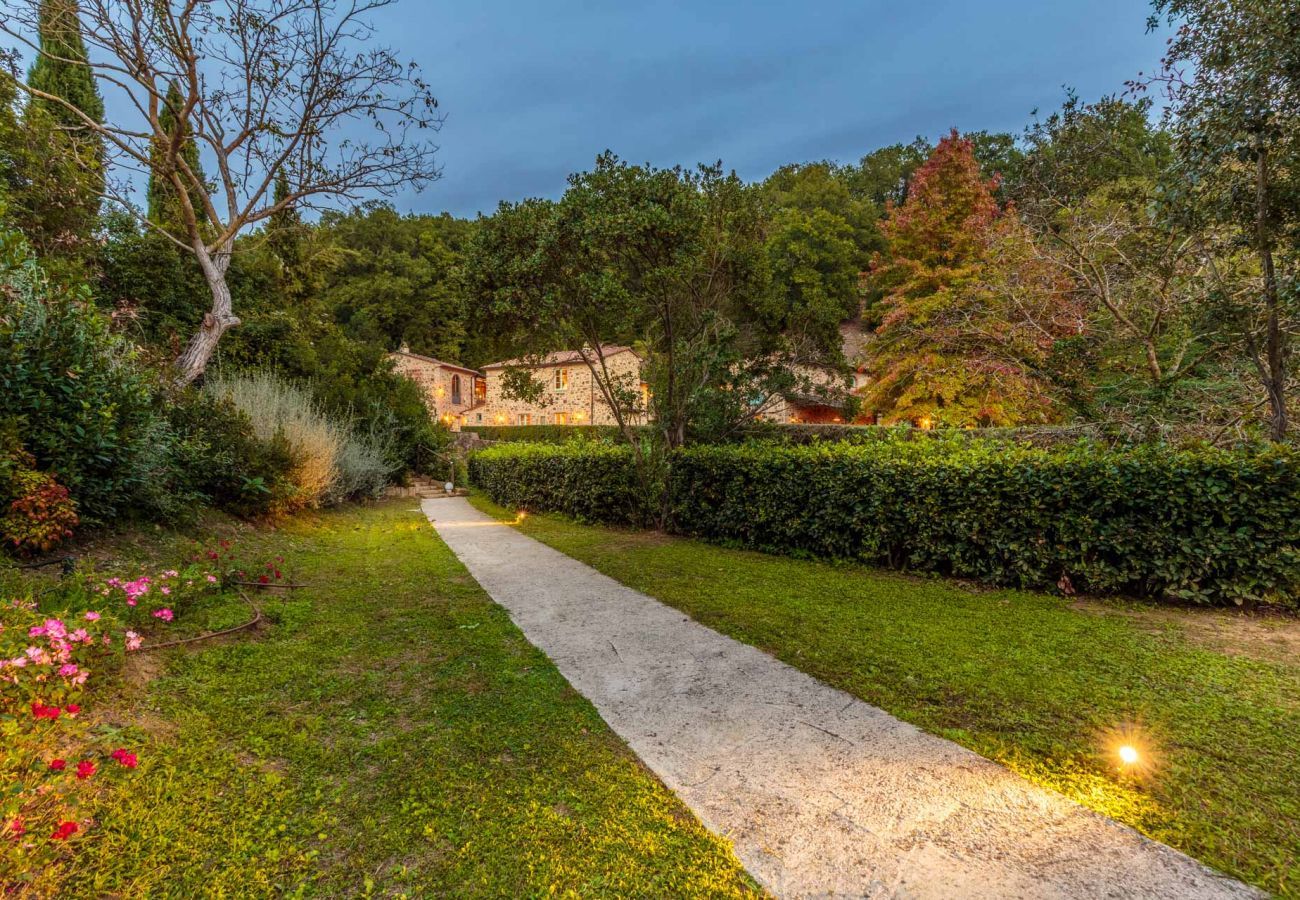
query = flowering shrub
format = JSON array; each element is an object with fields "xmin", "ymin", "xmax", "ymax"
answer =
[
  {"xmin": 2, "ymin": 469, "xmax": 79, "ymax": 556},
  {"xmin": 98, "ymin": 562, "xmax": 221, "ymax": 629},
  {"xmin": 0, "ymin": 599, "xmax": 141, "ymax": 884},
  {"xmin": 0, "ymin": 441, "xmax": 79, "ymax": 556}
]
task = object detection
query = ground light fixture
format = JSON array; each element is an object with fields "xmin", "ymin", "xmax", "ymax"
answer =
[{"xmin": 1103, "ymin": 722, "xmax": 1155, "ymax": 778}]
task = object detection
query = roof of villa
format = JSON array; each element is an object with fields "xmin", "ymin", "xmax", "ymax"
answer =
[
  {"xmin": 390, "ymin": 350, "xmax": 483, "ymax": 377},
  {"xmin": 482, "ymin": 344, "xmax": 637, "ymax": 370}
]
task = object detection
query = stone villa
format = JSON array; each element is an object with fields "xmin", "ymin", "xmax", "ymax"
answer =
[{"xmin": 391, "ymin": 342, "xmax": 865, "ymax": 430}]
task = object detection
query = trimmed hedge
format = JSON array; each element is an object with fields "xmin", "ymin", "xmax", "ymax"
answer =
[
  {"xmin": 471, "ymin": 438, "xmax": 1300, "ymax": 607},
  {"xmin": 463, "ymin": 425, "xmax": 625, "ymax": 444},
  {"xmin": 468, "ymin": 443, "xmax": 650, "ymax": 525}
]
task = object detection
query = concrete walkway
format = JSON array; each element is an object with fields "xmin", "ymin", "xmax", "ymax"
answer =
[{"xmin": 422, "ymin": 497, "xmax": 1259, "ymax": 900}]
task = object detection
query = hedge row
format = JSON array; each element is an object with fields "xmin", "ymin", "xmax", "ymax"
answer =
[
  {"xmin": 471, "ymin": 438, "xmax": 1300, "ymax": 607},
  {"xmin": 468, "ymin": 443, "xmax": 650, "ymax": 525},
  {"xmin": 462, "ymin": 425, "xmax": 625, "ymax": 444}
]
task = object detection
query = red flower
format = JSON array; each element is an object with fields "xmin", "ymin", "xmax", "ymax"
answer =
[
  {"xmin": 64, "ymin": 703, "xmax": 81, "ymax": 717},
  {"xmin": 31, "ymin": 703, "xmax": 60, "ymax": 720},
  {"xmin": 6, "ymin": 818, "xmax": 25, "ymax": 839},
  {"xmin": 75, "ymin": 760, "xmax": 96, "ymax": 780},
  {"xmin": 48, "ymin": 759, "xmax": 67, "ymax": 772},
  {"xmin": 273, "ymin": 570, "xmax": 282, "ymax": 580},
  {"xmin": 110, "ymin": 748, "xmax": 138, "ymax": 769},
  {"xmin": 258, "ymin": 574, "xmax": 269, "ymax": 584},
  {"xmin": 50, "ymin": 821, "xmax": 78, "ymax": 841}
]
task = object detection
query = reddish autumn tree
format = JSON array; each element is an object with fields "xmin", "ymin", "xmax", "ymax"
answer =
[{"xmin": 864, "ymin": 130, "xmax": 1072, "ymax": 426}]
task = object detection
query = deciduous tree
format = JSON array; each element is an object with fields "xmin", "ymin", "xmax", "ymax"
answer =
[
  {"xmin": 865, "ymin": 131, "xmax": 1069, "ymax": 426},
  {"xmin": 1143, "ymin": 0, "xmax": 1299, "ymax": 440},
  {"xmin": 0, "ymin": 0, "xmax": 442, "ymax": 385}
]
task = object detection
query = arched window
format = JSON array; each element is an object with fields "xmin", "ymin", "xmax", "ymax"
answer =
[{"xmin": 451, "ymin": 374, "xmax": 462, "ymax": 405}]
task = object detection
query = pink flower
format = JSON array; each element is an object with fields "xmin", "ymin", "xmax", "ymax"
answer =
[
  {"xmin": 65, "ymin": 703, "xmax": 81, "ymax": 717},
  {"xmin": 27, "ymin": 625, "xmax": 45, "ymax": 638},
  {"xmin": 206, "ymin": 574, "xmax": 218, "ymax": 584},
  {"xmin": 84, "ymin": 611, "xmax": 101, "ymax": 621},
  {"xmin": 7, "ymin": 818, "xmax": 26, "ymax": 839},
  {"xmin": 160, "ymin": 586, "xmax": 171, "ymax": 596},
  {"xmin": 75, "ymin": 761, "xmax": 96, "ymax": 780},
  {"xmin": 48, "ymin": 759, "xmax": 67, "ymax": 772},
  {"xmin": 125, "ymin": 631, "xmax": 143, "ymax": 652},
  {"xmin": 152, "ymin": 608, "xmax": 174, "ymax": 622},
  {"xmin": 58, "ymin": 664, "xmax": 79, "ymax": 678}
]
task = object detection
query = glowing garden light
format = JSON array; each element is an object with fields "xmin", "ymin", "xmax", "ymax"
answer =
[{"xmin": 1118, "ymin": 745, "xmax": 1140, "ymax": 766}]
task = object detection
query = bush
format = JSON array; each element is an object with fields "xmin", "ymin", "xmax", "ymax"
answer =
[
  {"xmin": 206, "ymin": 371, "xmax": 396, "ymax": 509},
  {"xmin": 470, "ymin": 438, "xmax": 1300, "ymax": 607},
  {"xmin": 161, "ymin": 390, "xmax": 300, "ymax": 519},
  {"xmin": 468, "ymin": 443, "xmax": 649, "ymax": 525},
  {"xmin": 0, "ymin": 240, "xmax": 158, "ymax": 523}
]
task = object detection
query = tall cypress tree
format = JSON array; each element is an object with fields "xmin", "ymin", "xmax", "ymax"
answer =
[
  {"xmin": 147, "ymin": 80, "xmax": 208, "ymax": 233},
  {"xmin": 20, "ymin": 0, "xmax": 105, "ymax": 255}
]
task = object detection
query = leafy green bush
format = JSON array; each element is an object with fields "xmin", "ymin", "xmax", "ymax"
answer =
[
  {"xmin": 468, "ymin": 443, "xmax": 649, "ymax": 525},
  {"xmin": 463, "ymin": 424, "xmax": 624, "ymax": 444},
  {"xmin": 471, "ymin": 438, "xmax": 1300, "ymax": 606},
  {"xmin": 671, "ymin": 439, "xmax": 1300, "ymax": 606},
  {"xmin": 0, "ymin": 240, "xmax": 158, "ymax": 523},
  {"xmin": 162, "ymin": 390, "xmax": 300, "ymax": 519}
]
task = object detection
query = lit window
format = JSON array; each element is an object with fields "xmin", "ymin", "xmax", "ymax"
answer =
[
  {"xmin": 554, "ymin": 368, "xmax": 570, "ymax": 391},
  {"xmin": 555, "ymin": 412, "xmax": 568, "ymax": 425},
  {"xmin": 519, "ymin": 413, "xmax": 532, "ymax": 426}
]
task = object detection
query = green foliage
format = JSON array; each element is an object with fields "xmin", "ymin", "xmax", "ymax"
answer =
[
  {"xmin": 0, "ymin": 435, "xmax": 78, "ymax": 554},
  {"xmin": 313, "ymin": 203, "xmax": 473, "ymax": 360},
  {"xmin": 463, "ymin": 424, "xmax": 624, "ymax": 444},
  {"xmin": 161, "ymin": 389, "xmax": 300, "ymax": 519},
  {"xmin": 0, "ymin": 239, "xmax": 158, "ymax": 523},
  {"xmin": 669, "ymin": 439, "xmax": 1300, "ymax": 607},
  {"xmin": 471, "ymin": 438, "xmax": 1300, "ymax": 607},
  {"xmin": 146, "ymin": 81, "xmax": 208, "ymax": 232},
  {"xmin": 469, "ymin": 443, "xmax": 651, "ymax": 526},
  {"xmin": 18, "ymin": 0, "xmax": 104, "ymax": 257}
]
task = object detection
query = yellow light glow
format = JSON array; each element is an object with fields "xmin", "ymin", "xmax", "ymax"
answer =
[
  {"xmin": 917, "ymin": 417, "xmax": 934, "ymax": 431},
  {"xmin": 1118, "ymin": 745, "xmax": 1139, "ymax": 765}
]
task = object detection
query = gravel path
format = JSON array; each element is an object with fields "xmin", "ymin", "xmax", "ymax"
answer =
[{"xmin": 422, "ymin": 497, "xmax": 1259, "ymax": 899}]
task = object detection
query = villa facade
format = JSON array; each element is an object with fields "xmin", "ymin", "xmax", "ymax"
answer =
[
  {"xmin": 392, "ymin": 342, "xmax": 866, "ymax": 430},
  {"xmin": 480, "ymin": 345, "xmax": 645, "ymax": 426}
]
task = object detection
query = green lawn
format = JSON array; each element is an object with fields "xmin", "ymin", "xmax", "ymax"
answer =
[
  {"xmin": 470, "ymin": 493, "xmax": 1300, "ymax": 898},
  {"xmin": 38, "ymin": 502, "xmax": 758, "ymax": 897}
]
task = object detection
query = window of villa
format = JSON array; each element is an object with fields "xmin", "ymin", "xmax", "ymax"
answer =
[
  {"xmin": 476, "ymin": 413, "xmax": 482, "ymax": 423},
  {"xmin": 451, "ymin": 374, "xmax": 462, "ymax": 405},
  {"xmin": 554, "ymin": 368, "xmax": 569, "ymax": 391},
  {"xmin": 518, "ymin": 413, "xmax": 532, "ymax": 425},
  {"xmin": 555, "ymin": 412, "xmax": 568, "ymax": 425}
]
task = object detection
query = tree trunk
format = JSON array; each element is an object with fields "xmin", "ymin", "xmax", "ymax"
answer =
[
  {"xmin": 1253, "ymin": 147, "xmax": 1288, "ymax": 442},
  {"xmin": 174, "ymin": 240, "xmax": 240, "ymax": 387}
]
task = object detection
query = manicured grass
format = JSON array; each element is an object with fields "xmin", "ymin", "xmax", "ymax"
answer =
[
  {"xmin": 36, "ymin": 502, "xmax": 758, "ymax": 897},
  {"xmin": 471, "ymin": 493, "xmax": 1300, "ymax": 898}
]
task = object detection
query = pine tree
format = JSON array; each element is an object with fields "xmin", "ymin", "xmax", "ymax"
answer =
[
  {"xmin": 864, "ymin": 131, "xmax": 1064, "ymax": 427},
  {"xmin": 147, "ymin": 80, "xmax": 208, "ymax": 233},
  {"xmin": 22, "ymin": 0, "xmax": 105, "ymax": 250},
  {"xmin": 266, "ymin": 172, "xmax": 302, "ymax": 268}
]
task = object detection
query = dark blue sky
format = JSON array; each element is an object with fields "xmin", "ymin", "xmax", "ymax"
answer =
[{"xmin": 373, "ymin": 0, "xmax": 1168, "ymax": 218}]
